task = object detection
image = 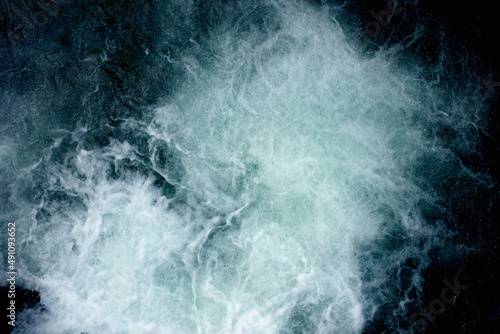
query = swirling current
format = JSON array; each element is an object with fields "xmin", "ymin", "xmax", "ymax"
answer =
[{"xmin": 1, "ymin": 0, "xmax": 499, "ymax": 333}]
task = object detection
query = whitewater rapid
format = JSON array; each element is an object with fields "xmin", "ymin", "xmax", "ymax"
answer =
[{"xmin": 1, "ymin": 0, "xmax": 492, "ymax": 333}]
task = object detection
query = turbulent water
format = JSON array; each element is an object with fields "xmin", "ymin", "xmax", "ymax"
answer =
[{"xmin": 0, "ymin": 0, "xmax": 496, "ymax": 333}]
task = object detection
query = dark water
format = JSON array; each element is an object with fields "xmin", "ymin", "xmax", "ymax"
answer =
[{"xmin": 1, "ymin": 1, "xmax": 498, "ymax": 333}]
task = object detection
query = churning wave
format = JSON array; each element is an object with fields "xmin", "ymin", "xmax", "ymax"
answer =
[{"xmin": 1, "ymin": 0, "xmax": 498, "ymax": 333}]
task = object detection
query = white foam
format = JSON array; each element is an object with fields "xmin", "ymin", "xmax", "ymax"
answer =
[{"xmin": 11, "ymin": 0, "xmax": 488, "ymax": 333}]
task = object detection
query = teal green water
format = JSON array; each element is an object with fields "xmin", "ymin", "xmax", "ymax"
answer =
[{"xmin": 1, "ymin": 1, "xmax": 490, "ymax": 333}]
